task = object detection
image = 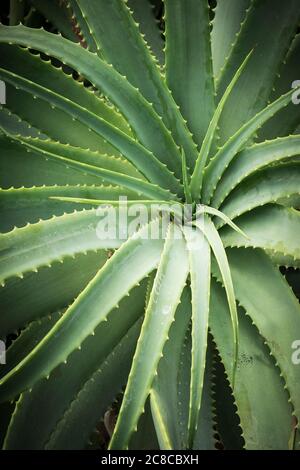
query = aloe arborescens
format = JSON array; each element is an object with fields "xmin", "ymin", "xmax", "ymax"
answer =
[{"xmin": 0, "ymin": 0, "xmax": 300, "ymax": 450}]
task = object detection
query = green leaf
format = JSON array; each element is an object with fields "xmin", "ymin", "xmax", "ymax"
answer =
[
  {"xmin": 129, "ymin": 398, "xmax": 159, "ymax": 450},
  {"xmin": 4, "ymin": 85, "xmax": 121, "ymax": 154},
  {"xmin": 67, "ymin": 0, "xmax": 97, "ymax": 51},
  {"xmin": 218, "ymin": 164, "xmax": 300, "ymax": 223},
  {"xmin": 194, "ymin": 216, "xmax": 238, "ymax": 386},
  {"xmin": 0, "ymin": 250, "xmax": 107, "ymax": 335},
  {"xmin": 0, "ymin": 43, "xmax": 126, "ymax": 154},
  {"xmin": 46, "ymin": 320, "xmax": 142, "ymax": 449},
  {"xmin": 0, "ymin": 133, "xmax": 108, "ymax": 189},
  {"xmin": 195, "ymin": 205, "xmax": 248, "ymax": 240},
  {"xmin": 1, "ymin": 311, "xmax": 64, "ymax": 379},
  {"xmin": 128, "ymin": 0, "xmax": 164, "ymax": 65},
  {"xmin": 9, "ymin": 0, "xmax": 25, "ymax": 26},
  {"xmin": 212, "ymin": 135, "xmax": 300, "ymax": 208},
  {"xmin": 164, "ymin": 0, "xmax": 215, "ymax": 148},
  {"xmin": 0, "ymin": 106, "xmax": 46, "ymax": 139},
  {"xmin": 202, "ymin": 87, "xmax": 299, "ymax": 204},
  {"xmin": 210, "ymin": 278, "xmax": 293, "ymax": 450},
  {"xmin": 216, "ymin": 248, "xmax": 300, "ymax": 428},
  {"xmin": 0, "ymin": 68, "xmax": 182, "ymax": 194},
  {"xmin": 190, "ymin": 50, "xmax": 252, "ymax": 199},
  {"xmin": 150, "ymin": 288, "xmax": 191, "ymax": 450},
  {"xmin": 0, "ymin": 185, "xmax": 142, "ymax": 233},
  {"xmin": 3, "ymin": 282, "xmax": 146, "ymax": 449},
  {"xmin": 109, "ymin": 223, "xmax": 189, "ymax": 449},
  {"xmin": 12, "ymin": 135, "xmax": 142, "ymax": 179},
  {"xmin": 181, "ymin": 149, "xmax": 192, "ymax": 204},
  {"xmin": 0, "ymin": 43, "xmax": 131, "ymax": 134},
  {"xmin": 3, "ymin": 134, "xmax": 174, "ymax": 200},
  {"xmin": 0, "ymin": 219, "xmax": 165, "ymax": 403},
  {"xmin": 216, "ymin": 0, "xmax": 300, "ymax": 145},
  {"xmin": 75, "ymin": 0, "xmax": 198, "ymax": 167},
  {"xmin": 220, "ymin": 204, "xmax": 300, "ymax": 261},
  {"xmin": 0, "ymin": 25, "xmax": 183, "ymax": 175},
  {"xmin": 259, "ymin": 33, "xmax": 300, "ymax": 140},
  {"xmin": 183, "ymin": 226, "xmax": 210, "ymax": 449},
  {"xmin": 0, "ymin": 208, "xmax": 124, "ymax": 284},
  {"xmin": 30, "ymin": 0, "xmax": 76, "ymax": 41},
  {"xmin": 193, "ymin": 340, "xmax": 217, "ymax": 450},
  {"xmin": 211, "ymin": 0, "xmax": 251, "ymax": 81}
]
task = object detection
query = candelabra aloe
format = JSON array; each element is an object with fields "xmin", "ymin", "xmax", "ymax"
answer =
[{"xmin": 0, "ymin": 0, "xmax": 300, "ymax": 451}]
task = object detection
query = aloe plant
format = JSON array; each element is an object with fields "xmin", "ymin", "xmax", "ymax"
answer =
[{"xmin": 0, "ymin": 0, "xmax": 300, "ymax": 450}]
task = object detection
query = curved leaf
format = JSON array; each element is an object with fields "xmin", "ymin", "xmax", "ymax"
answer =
[
  {"xmin": 191, "ymin": 50, "xmax": 252, "ymax": 199},
  {"xmin": 4, "ymin": 133, "xmax": 175, "ymax": 200},
  {"xmin": 0, "ymin": 185, "xmax": 142, "ymax": 233},
  {"xmin": 212, "ymin": 136, "xmax": 300, "ymax": 208},
  {"xmin": 218, "ymin": 164, "xmax": 300, "ymax": 223},
  {"xmin": 183, "ymin": 226, "xmax": 210, "ymax": 448},
  {"xmin": 3, "ymin": 282, "xmax": 146, "ymax": 449},
  {"xmin": 0, "ymin": 219, "xmax": 165, "ymax": 403},
  {"xmin": 109, "ymin": 223, "xmax": 189, "ymax": 449},
  {"xmin": 0, "ymin": 250, "xmax": 107, "ymax": 335},
  {"xmin": 75, "ymin": 0, "xmax": 198, "ymax": 166},
  {"xmin": 0, "ymin": 25, "xmax": 184, "ymax": 175},
  {"xmin": 150, "ymin": 288, "xmax": 191, "ymax": 450},
  {"xmin": 216, "ymin": 248, "xmax": 300, "ymax": 424},
  {"xmin": 216, "ymin": 0, "xmax": 300, "ymax": 145},
  {"xmin": 165, "ymin": 0, "xmax": 215, "ymax": 148},
  {"xmin": 210, "ymin": 279, "xmax": 293, "ymax": 450},
  {"xmin": 202, "ymin": 88, "xmax": 300, "ymax": 204},
  {"xmin": 221, "ymin": 205, "xmax": 300, "ymax": 261},
  {"xmin": 0, "ymin": 68, "xmax": 182, "ymax": 193},
  {"xmin": 194, "ymin": 216, "xmax": 238, "ymax": 386}
]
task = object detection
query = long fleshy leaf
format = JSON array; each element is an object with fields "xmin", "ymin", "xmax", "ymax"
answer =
[
  {"xmin": 212, "ymin": 135, "xmax": 300, "ymax": 208},
  {"xmin": 150, "ymin": 288, "xmax": 191, "ymax": 450},
  {"xmin": 211, "ymin": 0, "xmax": 251, "ymax": 81},
  {"xmin": 3, "ymin": 283, "xmax": 146, "ymax": 449},
  {"xmin": 202, "ymin": 87, "xmax": 300, "ymax": 204},
  {"xmin": 215, "ymin": 248, "xmax": 300, "ymax": 426},
  {"xmin": 164, "ymin": 0, "xmax": 215, "ymax": 148},
  {"xmin": 183, "ymin": 226, "xmax": 210, "ymax": 449},
  {"xmin": 109, "ymin": 223, "xmax": 189, "ymax": 449},
  {"xmin": 3, "ymin": 133, "xmax": 175, "ymax": 201},
  {"xmin": 0, "ymin": 67, "xmax": 182, "ymax": 194},
  {"xmin": 190, "ymin": 50, "xmax": 252, "ymax": 199},
  {"xmin": 128, "ymin": 0, "xmax": 164, "ymax": 65},
  {"xmin": 75, "ymin": 0, "xmax": 198, "ymax": 166},
  {"xmin": 220, "ymin": 204, "xmax": 300, "ymax": 261},
  {"xmin": 218, "ymin": 165, "xmax": 300, "ymax": 224},
  {"xmin": 215, "ymin": 0, "xmax": 300, "ymax": 145},
  {"xmin": 0, "ymin": 209, "xmax": 123, "ymax": 284},
  {"xmin": 0, "ymin": 24, "xmax": 184, "ymax": 175},
  {"xmin": 210, "ymin": 279, "xmax": 293, "ymax": 450},
  {"xmin": 0, "ymin": 185, "xmax": 142, "ymax": 233},
  {"xmin": 194, "ymin": 216, "xmax": 238, "ymax": 386},
  {"xmin": 0, "ymin": 219, "xmax": 166, "ymax": 403},
  {"xmin": 0, "ymin": 250, "xmax": 107, "ymax": 335},
  {"xmin": 46, "ymin": 320, "xmax": 142, "ymax": 450}
]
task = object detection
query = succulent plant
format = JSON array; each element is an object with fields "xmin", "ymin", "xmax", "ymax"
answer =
[{"xmin": 0, "ymin": 0, "xmax": 300, "ymax": 450}]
